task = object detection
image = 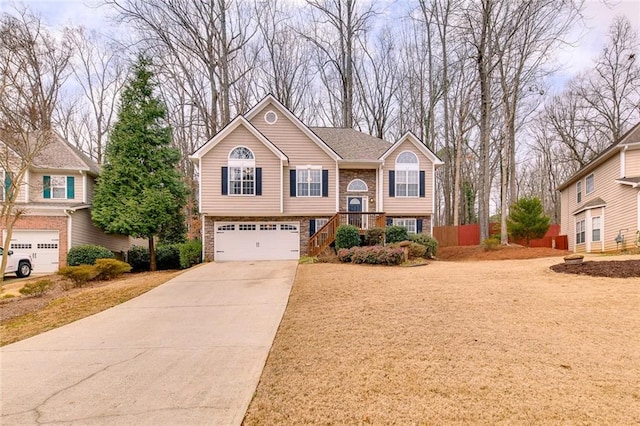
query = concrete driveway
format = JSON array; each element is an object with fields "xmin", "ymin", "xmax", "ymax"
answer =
[{"xmin": 0, "ymin": 260, "xmax": 297, "ymax": 425}]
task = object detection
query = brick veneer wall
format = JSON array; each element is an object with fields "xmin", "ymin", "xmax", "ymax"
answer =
[
  {"xmin": 0, "ymin": 215, "xmax": 69, "ymax": 267},
  {"xmin": 338, "ymin": 169, "xmax": 377, "ymax": 211},
  {"xmin": 203, "ymin": 216, "xmax": 330, "ymax": 261}
]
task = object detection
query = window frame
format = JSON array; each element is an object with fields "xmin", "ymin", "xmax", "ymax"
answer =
[
  {"xmin": 576, "ymin": 219, "xmax": 586, "ymax": 245},
  {"xmin": 393, "ymin": 218, "xmax": 417, "ymax": 234},
  {"xmin": 591, "ymin": 216, "xmax": 601, "ymax": 242},
  {"xmin": 228, "ymin": 146, "xmax": 256, "ymax": 196},
  {"xmin": 395, "ymin": 151, "xmax": 419, "ymax": 198},
  {"xmin": 50, "ymin": 175, "xmax": 68, "ymax": 200},
  {"xmin": 576, "ymin": 181, "xmax": 582, "ymax": 203},
  {"xmin": 585, "ymin": 173, "xmax": 594, "ymax": 194},
  {"xmin": 296, "ymin": 166, "xmax": 322, "ymax": 197},
  {"xmin": 347, "ymin": 179, "xmax": 368, "ymax": 192},
  {"xmin": 315, "ymin": 218, "xmax": 329, "ymax": 230}
]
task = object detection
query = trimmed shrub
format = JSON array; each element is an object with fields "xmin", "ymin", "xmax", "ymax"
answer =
[
  {"xmin": 364, "ymin": 227, "xmax": 385, "ymax": 246},
  {"xmin": 19, "ymin": 279, "xmax": 53, "ymax": 297},
  {"xmin": 157, "ymin": 244, "xmax": 181, "ymax": 270},
  {"xmin": 407, "ymin": 242, "xmax": 427, "ymax": 259},
  {"xmin": 179, "ymin": 240, "xmax": 202, "ymax": 269},
  {"xmin": 482, "ymin": 237, "xmax": 500, "ymax": 251},
  {"xmin": 385, "ymin": 225, "xmax": 409, "ymax": 244},
  {"xmin": 335, "ymin": 225, "xmax": 361, "ymax": 250},
  {"xmin": 67, "ymin": 244, "xmax": 114, "ymax": 266},
  {"xmin": 58, "ymin": 265, "xmax": 99, "ymax": 287},
  {"xmin": 338, "ymin": 246, "xmax": 404, "ymax": 265},
  {"xmin": 95, "ymin": 259, "xmax": 132, "ymax": 280},
  {"xmin": 127, "ymin": 246, "xmax": 150, "ymax": 272},
  {"xmin": 409, "ymin": 233, "xmax": 438, "ymax": 258}
]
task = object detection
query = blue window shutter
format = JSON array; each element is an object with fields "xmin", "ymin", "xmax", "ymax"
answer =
[
  {"xmin": 386, "ymin": 218, "xmax": 393, "ymax": 226},
  {"xmin": 419, "ymin": 171, "xmax": 425, "ymax": 198},
  {"xmin": 43, "ymin": 175, "xmax": 51, "ymax": 199},
  {"xmin": 221, "ymin": 167, "xmax": 228, "ymax": 195},
  {"xmin": 67, "ymin": 176, "xmax": 75, "ymax": 199},
  {"xmin": 309, "ymin": 219, "xmax": 316, "ymax": 237},
  {"xmin": 256, "ymin": 168, "xmax": 262, "ymax": 196},
  {"xmin": 389, "ymin": 171, "xmax": 395, "ymax": 197},
  {"xmin": 4, "ymin": 172, "xmax": 11, "ymax": 200},
  {"xmin": 417, "ymin": 219, "xmax": 423, "ymax": 233},
  {"xmin": 322, "ymin": 170, "xmax": 329, "ymax": 197},
  {"xmin": 290, "ymin": 169, "xmax": 296, "ymax": 197}
]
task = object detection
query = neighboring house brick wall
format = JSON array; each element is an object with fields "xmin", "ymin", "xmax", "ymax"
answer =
[
  {"xmin": 339, "ymin": 169, "xmax": 377, "ymax": 211},
  {"xmin": 1, "ymin": 215, "xmax": 69, "ymax": 267}
]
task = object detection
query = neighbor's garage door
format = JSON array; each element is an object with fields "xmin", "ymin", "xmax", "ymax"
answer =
[
  {"xmin": 214, "ymin": 222, "xmax": 300, "ymax": 261},
  {"xmin": 3, "ymin": 230, "xmax": 60, "ymax": 273}
]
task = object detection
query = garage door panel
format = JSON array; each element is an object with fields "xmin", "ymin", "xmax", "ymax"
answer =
[
  {"xmin": 3, "ymin": 230, "xmax": 60, "ymax": 273},
  {"xmin": 214, "ymin": 221, "xmax": 299, "ymax": 262}
]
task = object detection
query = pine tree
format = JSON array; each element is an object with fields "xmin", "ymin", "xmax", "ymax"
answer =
[
  {"xmin": 507, "ymin": 197, "xmax": 551, "ymax": 248},
  {"xmin": 92, "ymin": 56, "xmax": 186, "ymax": 271}
]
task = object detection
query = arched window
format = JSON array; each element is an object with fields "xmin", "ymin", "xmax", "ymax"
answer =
[
  {"xmin": 395, "ymin": 151, "xmax": 419, "ymax": 197},
  {"xmin": 347, "ymin": 179, "xmax": 368, "ymax": 192},
  {"xmin": 228, "ymin": 146, "xmax": 255, "ymax": 195}
]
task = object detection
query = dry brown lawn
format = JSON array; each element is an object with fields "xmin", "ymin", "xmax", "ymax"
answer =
[{"xmin": 244, "ymin": 256, "xmax": 640, "ymax": 425}]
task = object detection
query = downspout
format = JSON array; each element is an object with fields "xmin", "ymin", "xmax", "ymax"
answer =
[{"xmin": 64, "ymin": 208, "xmax": 74, "ymax": 268}]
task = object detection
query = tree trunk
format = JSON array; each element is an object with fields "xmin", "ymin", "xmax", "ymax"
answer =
[{"xmin": 149, "ymin": 236, "xmax": 157, "ymax": 272}]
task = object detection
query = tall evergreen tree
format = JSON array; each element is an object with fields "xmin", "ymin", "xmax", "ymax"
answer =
[
  {"xmin": 507, "ymin": 197, "xmax": 550, "ymax": 248},
  {"xmin": 92, "ymin": 56, "xmax": 186, "ymax": 271}
]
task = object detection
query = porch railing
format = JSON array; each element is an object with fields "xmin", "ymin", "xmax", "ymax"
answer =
[{"xmin": 307, "ymin": 212, "xmax": 386, "ymax": 257}]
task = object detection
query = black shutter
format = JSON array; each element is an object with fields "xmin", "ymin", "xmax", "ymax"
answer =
[
  {"xmin": 309, "ymin": 219, "xmax": 316, "ymax": 237},
  {"xmin": 386, "ymin": 218, "xmax": 393, "ymax": 226},
  {"xmin": 419, "ymin": 171, "xmax": 426, "ymax": 197},
  {"xmin": 322, "ymin": 170, "xmax": 329, "ymax": 197},
  {"xmin": 221, "ymin": 167, "xmax": 228, "ymax": 195},
  {"xmin": 389, "ymin": 170, "xmax": 395, "ymax": 197},
  {"xmin": 255, "ymin": 168, "xmax": 262, "ymax": 196},
  {"xmin": 290, "ymin": 169, "xmax": 296, "ymax": 197},
  {"xmin": 417, "ymin": 219, "xmax": 423, "ymax": 233}
]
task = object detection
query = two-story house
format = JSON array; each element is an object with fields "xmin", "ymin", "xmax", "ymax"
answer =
[
  {"xmin": 190, "ymin": 95, "xmax": 443, "ymax": 261},
  {"xmin": 1, "ymin": 132, "xmax": 130, "ymax": 272},
  {"xmin": 558, "ymin": 122, "xmax": 640, "ymax": 252}
]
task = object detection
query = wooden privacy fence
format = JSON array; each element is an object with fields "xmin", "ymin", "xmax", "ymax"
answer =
[{"xmin": 433, "ymin": 223, "xmax": 567, "ymax": 250}]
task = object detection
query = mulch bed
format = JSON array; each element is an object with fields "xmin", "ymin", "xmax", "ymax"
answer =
[{"xmin": 550, "ymin": 260, "xmax": 640, "ymax": 278}]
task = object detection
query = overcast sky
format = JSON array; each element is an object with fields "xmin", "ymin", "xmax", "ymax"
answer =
[{"xmin": 7, "ymin": 0, "xmax": 640, "ymax": 91}]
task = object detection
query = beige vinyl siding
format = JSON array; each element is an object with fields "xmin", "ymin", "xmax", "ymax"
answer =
[
  {"xmin": 249, "ymin": 102, "xmax": 337, "ymax": 215},
  {"xmin": 562, "ymin": 154, "xmax": 638, "ymax": 252},
  {"xmin": 200, "ymin": 124, "xmax": 282, "ymax": 215},
  {"xmin": 29, "ymin": 171, "xmax": 83, "ymax": 203},
  {"xmin": 71, "ymin": 208, "xmax": 130, "ymax": 253},
  {"xmin": 86, "ymin": 175, "xmax": 95, "ymax": 203},
  {"xmin": 382, "ymin": 140, "xmax": 434, "ymax": 215},
  {"xmin": 624, "ymin": 148, "xmax": 640, "ymax": 176}
]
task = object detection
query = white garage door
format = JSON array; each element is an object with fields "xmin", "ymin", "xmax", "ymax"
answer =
[
  {"xmin": 3, "ymin": 230, "xmax": 60, "ymax": 273},
  {"xmin": 214, "ymin": 221, "xmax": 300, "ymax": 261}
]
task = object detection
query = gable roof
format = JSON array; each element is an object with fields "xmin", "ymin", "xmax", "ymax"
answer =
[
  {"xmin": 1, "ymin": 131, "xmax": 100, "ymax": 174},
  {"xmin": 244, "ymin": 94, "xmax": 341, "ymax": 161},
  {"xmin": 380, "ymin": 131, "xmax": 444, "ymax": 165},
  {"xmin": 310, "ymin": 127, "xmax": 391, "ymax": 161},
  {"xmin": 190, "ymin": 115, "xmax": 288, "ymax": 163},
  {"xmin": 557, "ymin": 122, "xmax": 640, "ymax": 191}
]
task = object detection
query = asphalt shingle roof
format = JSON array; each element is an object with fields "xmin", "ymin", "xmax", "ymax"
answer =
[{"xmin": 310, "ymin": 127, "xmax": 391, "ymax": 161}]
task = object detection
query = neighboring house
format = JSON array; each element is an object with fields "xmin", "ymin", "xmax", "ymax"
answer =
[
  {"xmin": 558, "ymin": 122, "xmax": 640, "ymax": 253},
  {"xmin": 190, "ymin": 95, "xmax": 443, "ymax": 261},
  {"xmin": 1, "ymin": 133, "xmax": 130, "ymax": 272}
]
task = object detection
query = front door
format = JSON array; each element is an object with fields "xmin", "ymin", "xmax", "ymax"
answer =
[{"xmin": 347, "ymin": 197, "xmax": 366, "ymax": 228}]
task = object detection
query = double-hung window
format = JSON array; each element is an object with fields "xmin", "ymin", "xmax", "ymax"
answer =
[
  {"xmin": 576, "ymin": 220, "xmax": 585, "ymax": 244},
  {"xmin": 50, "ymin": 176, "xmax": 67, "ymax": 199},
  {"xmin": 585, "ymin": 174, "xmax": 594, "ymax": 194},
  {"xmin": 297, "ymin": 167, "xmax": 322, "ymax": 197},
  {"xmin": 592, "ymin": 216, "xmax": 601, "ymax": 242},
  {"xmin": 395, "ymin": 151, "xmax": 419, "ymax": 197},
  {"xmin": 228, "ymin": 147, "xmax": 255, "ymax": 195},
  {"xmin": 393, "ymin": 218, "xmax": 417, "ymax": 234},
  {"xmin": 576, "ymin": 181, "xmax": 582, "ymax": 203}
]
